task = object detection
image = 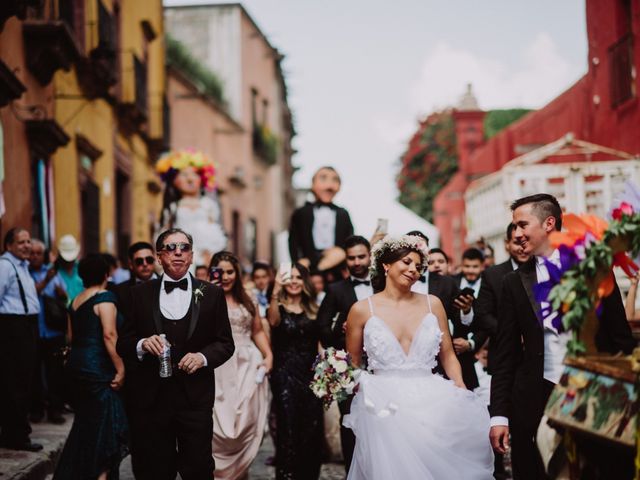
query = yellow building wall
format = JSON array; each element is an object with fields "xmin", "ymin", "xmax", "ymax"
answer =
[{"xmin": 52, "ymin": 0, "xmax": 166, "ymax": 252}]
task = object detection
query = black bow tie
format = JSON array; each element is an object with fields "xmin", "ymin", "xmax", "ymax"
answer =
[
  {"xmin": 418, "ymin": 275, "xmax": 427, "ymax": 283},
  {"xmin": 314, "ymin": 201, "xmax": 336, "ymax": 210},
  {"xmin": 352, "ymin": 278, "xmax": 371, "ymax": 287},
  {"xmin": 164, "ymin": 278, "xmax": 188, "ymax": 294}
]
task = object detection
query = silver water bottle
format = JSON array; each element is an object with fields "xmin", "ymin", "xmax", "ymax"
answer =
[{"xmin": 159, "ymin": 334, "xmax": 173, "ymax": 378}]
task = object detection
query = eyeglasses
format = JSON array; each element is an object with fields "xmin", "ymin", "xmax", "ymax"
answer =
[
  {"xmin": 161, "ymin": 242, "xmax": 192, "ymax": 253},
  {"xmin": 134, "ymin": 256, "xmax": 155, "ymax": 266}
]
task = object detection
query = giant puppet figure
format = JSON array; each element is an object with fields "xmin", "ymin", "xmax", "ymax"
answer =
[
  {"xmin": 288, "ymin": 166, "xmax": 354, "ymax": 280},
  {"xmin": 156, "ymin": 150, "xmax": 227, "ymax": 267}
]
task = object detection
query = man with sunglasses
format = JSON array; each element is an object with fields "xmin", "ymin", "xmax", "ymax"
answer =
[
  {"xmin": 117, "ymin": 228, "xmax": 234, "ymax": 479},
  {"xmin": 112, "ymin": 242, "xmax": 157, "ymax": 319}
]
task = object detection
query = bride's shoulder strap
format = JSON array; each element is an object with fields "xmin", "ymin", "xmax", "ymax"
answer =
[
  {"xmin": 366, "ymin": 296, "xmax": 374, "ymax": 316},
  {"xmin": 426, "ymin": 292, "xmax": 433, "ymax": 314}
]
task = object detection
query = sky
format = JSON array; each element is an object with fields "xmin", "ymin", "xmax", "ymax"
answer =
[{"xmin": 164, "ymin": 0, "xmax": 588, "ymax": 235}]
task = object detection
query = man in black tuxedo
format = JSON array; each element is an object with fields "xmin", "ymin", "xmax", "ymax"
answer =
[
  {"xmin": 317, "ymin": 235, "xmax": 373, "ymax": 473},
  {"xmin": 117, "ymin": 228, "xmax": 234, "ymax": 479},
  {"xmin": 288, "ymin": 166, "xmax": 354, "ymax": 281},
  {"xmin": 112, "ymin": 242, "xmax": 157, "ymax": 317},
  {"xmin": 474, "ymin": 223, "xmax": 530, "ymax": 374},
  {"xmin": 489, "ymin": 194, "xmax": 636, "ymax": 480}
]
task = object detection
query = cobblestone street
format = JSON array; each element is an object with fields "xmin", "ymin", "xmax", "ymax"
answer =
[{"xmin": 119, "ymin": 436, "xmax": 346, "ymax": 480}]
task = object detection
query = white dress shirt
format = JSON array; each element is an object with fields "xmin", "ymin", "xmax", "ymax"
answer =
[
  {"xmin": 312, "ymin": 206, "xmax": 336, "ymax": 250},
  {"xmin": 490, "ymin": 249, "xmax": 568, "ymax": 428},
  {"xmin": 351, "ymin": 276, "xmax": 373, "ymax": 301},
  {"xmin": 136, "ymin": 273, "xmax": 207, "ymax": 365}
]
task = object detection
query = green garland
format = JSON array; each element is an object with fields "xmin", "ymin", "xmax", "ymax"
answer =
[{"xmin": 547, "ymin": 212, "xmax": 640, "ymax": 355}]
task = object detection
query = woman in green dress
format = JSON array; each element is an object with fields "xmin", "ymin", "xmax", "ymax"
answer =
[{"xmin": 53, "ymin": 254, "xmax": 128, "ymax": 480}]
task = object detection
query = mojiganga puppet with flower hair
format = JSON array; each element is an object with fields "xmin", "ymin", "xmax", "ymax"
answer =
[{"xmin": 156, "ymin": 150, "xmax": 227, "ymax": 266}]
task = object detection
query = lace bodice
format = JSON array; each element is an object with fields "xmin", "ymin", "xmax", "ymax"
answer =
[
  {"xmin": 364, "ymin": 298, "xmax": 443, "ymax": 373},
  {"xmin": 228, "ymin": 304, "xmax": 253, "ymax": 342}
]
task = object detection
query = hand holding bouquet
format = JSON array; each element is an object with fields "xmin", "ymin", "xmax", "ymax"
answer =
[{"xmin": 310, "ymin": 347, "xmax": 359, "ymax": 410}]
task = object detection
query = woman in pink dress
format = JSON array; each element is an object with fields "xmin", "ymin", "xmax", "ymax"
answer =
[{"xmin": 209, "ymin": 252, "xmax": 273, "ymax": 479}]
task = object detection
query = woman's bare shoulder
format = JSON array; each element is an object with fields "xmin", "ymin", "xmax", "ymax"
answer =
[{"xmin": 349, "ymin": 298, "xmax": 373, "ymax": 323}]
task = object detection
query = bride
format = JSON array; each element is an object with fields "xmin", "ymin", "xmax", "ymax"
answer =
[{"xmin": 344, "ymin": 235, "xmax": 494, "ymax": 479}]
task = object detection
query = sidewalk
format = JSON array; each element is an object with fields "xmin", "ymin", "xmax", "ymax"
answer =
[{"xmin": 0, "ymin": 415, "xmax": 71, "ymax": 480}]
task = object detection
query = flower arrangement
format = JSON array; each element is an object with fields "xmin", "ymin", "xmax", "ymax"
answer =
[
  {"xmin": 156, "ymin": 149, "xmax": 217, "ymax": 191},
  {"xmin": 537, "ymin": 198, "xmax": 640, "ymax": 355},
  {"xmin": 193, "ymin": 284, "xmax": 207, "ymax": 304},
  {"xmin": 310, "ymin": 348, "xmax": 359, "ymax": 410},
  {"xmin": 369, "ymin": 234, "xmax": 430, "ymax": 278}
]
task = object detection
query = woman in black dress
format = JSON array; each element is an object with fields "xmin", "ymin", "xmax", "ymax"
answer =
[
  {"xmin": 268, "ymin": 262, "xmax": 323, "ymax": 480},
  {"xmin": 53, "ymin": 255, "xmax": 128, "ymax": 479}
]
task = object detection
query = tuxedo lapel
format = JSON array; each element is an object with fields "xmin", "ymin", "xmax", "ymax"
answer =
[
  {"xmin": 346, "ymin": 282, "xmax": 357, "ymax": 305},
  {"xmin": 187, "ymin": 276, "xmax": 201, "ymax": 340},
  {"xmin": 517, "ymin": 259, "xmax": 541, "ymax": 321},
  {"xmin": 152, "ymin": 280, "xmax": 163, "ymax": 334}
]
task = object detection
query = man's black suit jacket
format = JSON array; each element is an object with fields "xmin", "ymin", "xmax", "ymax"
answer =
[
  {"xmin": 116, "ymin": 277, "xmax": 235, "ymax": 409},
  {"xmin": 490, "ymin": 258, "xmax": 635, "ymax": 431},
  {"xmin": 318, "ymin": 279, "xmax": 358, "ymax": 350},
  {"xmin": 448, "ymin": 273, "xmax": 480, "ymax": 390},
  {"xmin": 473, "ymin": 259, "xmax": 515, "ymax": 373},
  {"xmin": 288, "ymin": 202, "xmax": 354, "ymax": 271}
]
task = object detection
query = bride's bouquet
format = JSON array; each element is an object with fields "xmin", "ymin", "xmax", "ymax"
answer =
[{"xmin": 310, "ymin": 347, "xmax": 359, "ymax": 410}]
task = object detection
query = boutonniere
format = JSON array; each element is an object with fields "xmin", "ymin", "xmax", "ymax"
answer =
[{"xmin": 193, "ymin": 284, "xmax": 207, "ymax": 304}]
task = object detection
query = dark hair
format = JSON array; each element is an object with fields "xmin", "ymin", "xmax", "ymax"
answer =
[
  {"xmin": 483, "ymin": 244, "xmax": 494, "ymax": 256},
  {"xmin": 406, "ymin": 230, "xmax": 429, "ymax": 246},
  {"xmin": 101, "ymin": 253, "xmax": 117, "ymax": 269},
  {"xmin": 78, "ymin": 254, "xmax": 110, "ymax": 288},
  {"xmin": 195, "ymin": 265, "xmax": 208, "ymax": 272},
  {"xmin": 506, "ymin": 223, "xmax": 517, "ymax": 241},
  {"xmin": 128, "ymin": 241, "xmax": 154, "ymax": 259},
  {"xmin": 276, "ymin": 262, "xmax": 319, "ymax": 319},
  {"xmin": 155, "ymin": 228, "xmax": 194, "ymax": 252},
  {"xmin": 312, "ymin": 166, "xmax": 341, "ymax": 183},
  {"xmin": 510, "ymin": 193, "xmax": 562, "ymax": 231},
  {"xmin": 252, "ymin": 261, "xmax": 271, "ymax": 277},
  {"xmin": 462, "ymin": 247, "xmax": 484, "ymax": 262},
  {"xmin": 209, "ymin": 251, "xmax": 256, "ymax": 317},
  {"xmin": 371, "ymin": 246, "xmax": 426, "ymax": 292},
  {"xmin": 344, "ymin": 235, "xmax": 370, "ymax": 251},
  {"xmin": 3, "ymin": 227, "xmax": 28, "ymax": 250},
  {"xmin": 428, "ymin": 248, "xmax": 449, "ymax": 263}
]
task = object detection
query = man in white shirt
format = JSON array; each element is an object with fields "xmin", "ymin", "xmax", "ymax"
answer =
[
  {"xmin": 489, "ymin": 194, "xmax": 635, "ymax": 480},
  {"xmin": 117, "ymin": 228, "xmax": 234, "ymax": 479},
  {"xmin": 288, "ymin": 167, "xmax": 354, "ymax": 282},
  {"xmin": 317, "ymin": 235, "xmax": 373, "ymax": 473}
]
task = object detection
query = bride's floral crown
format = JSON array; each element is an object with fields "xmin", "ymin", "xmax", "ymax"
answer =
[
  {"xmin": 369, "ymin": 234, "xmax": 430, "ymax": 277},
  {"xmin": 156, "ymin": 149, "xmax": 217, "ymax": 191}
]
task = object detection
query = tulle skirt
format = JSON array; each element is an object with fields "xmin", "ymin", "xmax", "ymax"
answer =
[{"xmin": 344, "ymin": 370, "xmax": 494, "ymax": 480}]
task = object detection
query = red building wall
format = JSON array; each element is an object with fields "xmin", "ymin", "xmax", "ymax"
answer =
[{"xmin": 434, "ymin": 0, "xmax": 640, "ymax": 261}]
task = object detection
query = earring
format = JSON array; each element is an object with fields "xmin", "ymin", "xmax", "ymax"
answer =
[{"xmin": 384, "ymin": 270, "xmax": 388, "ymax": 276}]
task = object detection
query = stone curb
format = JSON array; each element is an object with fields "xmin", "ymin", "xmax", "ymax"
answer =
[{"xmin": 0, "ymin": 415, "xmax": 71, "ymax": 480}]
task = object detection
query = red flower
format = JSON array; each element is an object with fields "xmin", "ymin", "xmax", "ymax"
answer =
[{"xmin": 611, "ymin": 202, "xmax": 634, "ymax": 220}]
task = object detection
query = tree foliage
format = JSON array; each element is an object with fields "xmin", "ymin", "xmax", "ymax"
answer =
[{"xmin": 396, "ymin": 111, "xmax": 458, "ymax": 222}]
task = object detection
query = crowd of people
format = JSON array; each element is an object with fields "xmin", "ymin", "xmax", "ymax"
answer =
[{"xmin": 1, "ymin": 166, "xmax": 638, "ymax": 479}]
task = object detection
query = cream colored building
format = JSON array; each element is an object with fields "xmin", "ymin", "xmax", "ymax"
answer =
[{"xmin": 165, "ymin": 3, "xmax": 295, "ymax": 264}]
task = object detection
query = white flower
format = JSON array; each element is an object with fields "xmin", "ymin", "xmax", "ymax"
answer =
[
  {"xmin": 334, "ymin": 359, "xmax": 348, "ymax": 373},
  {"xmin": 369, "ymin": 234, "xmax": 430, "ymax": 277}
]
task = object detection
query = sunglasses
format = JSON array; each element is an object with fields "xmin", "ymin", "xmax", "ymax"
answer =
[
  {"xmin": 134, "ymin": 256, "xmax": 155, "ymax": 266},
  {"xmin": 161, "ymin": 242, "xmax": 192, "ymax": 253}
]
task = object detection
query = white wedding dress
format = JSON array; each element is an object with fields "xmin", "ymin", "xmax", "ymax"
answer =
[{"xmin": 344, "ymin": 295, "xmax": 494, "ymax": 479}]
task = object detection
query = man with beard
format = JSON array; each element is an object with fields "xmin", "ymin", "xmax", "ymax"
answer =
[
  {"xmin": 288, "ymin": 166, "xmax": 354, "ymax": 282},
  {"xmin": 317, "ymin": 235, "xmax": 373, "ymax": 473}
]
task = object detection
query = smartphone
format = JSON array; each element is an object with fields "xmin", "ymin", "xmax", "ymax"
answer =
[
  {"xmin": 456, "ymin": 287, "xmax": 476, "ymax": 300},
  {"xmin": 279, "ymin": 262, "xmax": 292, "ymax": 283},
  {"xmin": 209, "ymin": 267, "xmax": 223, "ymax": 284},
  {"xmin": 376, "ymin": 218, "xmax": 389, "ymax": 235}
]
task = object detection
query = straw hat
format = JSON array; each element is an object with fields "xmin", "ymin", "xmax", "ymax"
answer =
[{"xmin": 57, "ymin": 234, "xmax": 81, "ymax": 262}]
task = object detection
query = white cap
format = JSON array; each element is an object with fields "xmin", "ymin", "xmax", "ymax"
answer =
[{"xmin": 57, "ymin": 234, "xmax": 81, "ymax": 262}]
